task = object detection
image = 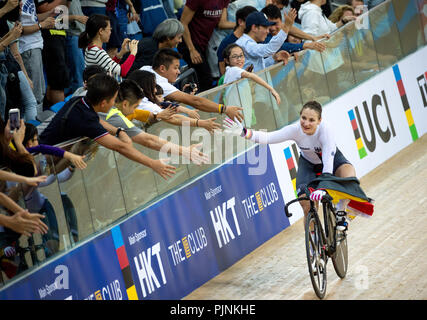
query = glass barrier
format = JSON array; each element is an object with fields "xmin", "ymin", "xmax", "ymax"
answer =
[{"xmin": 1, "ymin": 0, "xmax": 425, "ymax": 288}]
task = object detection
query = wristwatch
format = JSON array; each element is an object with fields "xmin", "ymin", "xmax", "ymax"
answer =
[
  {"xmin": 38, "ymin": 22, "xmax": 42, "ymax": 30},
  {"xmin": 115, "ymin": 127, "xmax": 124, "ymax": 137}
]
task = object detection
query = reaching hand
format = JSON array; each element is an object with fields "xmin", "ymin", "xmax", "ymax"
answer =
[
  {"xmin": 303, "ymin": 41, "xmax": 326, "ymax": 52},
  {"xmin": 156, "ymin": 107, "xmax": 177, "ymax": 121},
  {"xmin": 283, "ymin": 8, "xmax": 297, "ymax": 33},
  {"xmin": 222, "ymin": 117, "xmax": 246, "ymax": 137},
  {"xmin": 183, "ymin": 143, "xmax": 210, "ymax": 165},
  {"xmin": 224, "ymin": 105, "xmax": 244, "ymax": 123},
  {"xmin": 64, "ymin": 152, "xmax": 87, "ymax": 169},
  {"xmin": 24, "ymin": 175, "xmax": 48, "ymax": 186},
  {"xmin": 6, "ymin": 210, "xmax": 49, "ymax": 237},
  {"xmin": 152, "ymin": 158, "xmax": 176, "ymax": 180},
  {"xmin": 270, "ymin": 89, "xmax": 281, "ymax": 105},
  {"xmin": 199, "ymin": 117, "xmax": 220, "ymax": 133},
  {"xmin": 310, "ymin": 189, "xmax": 326, "ymax": 201}
]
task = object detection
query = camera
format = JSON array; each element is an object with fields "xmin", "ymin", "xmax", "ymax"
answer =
[{"xmin": 183, "ymin": 82, "xmax": 197, "ymax": 94}]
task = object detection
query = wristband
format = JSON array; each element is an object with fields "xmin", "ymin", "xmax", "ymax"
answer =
[
  {"xmin": 115, "ymin": 127, "xmax": 124, "ymax": 137},
  {"xmin": 218, "ymin": 104, "xmax": 223, "ymax": 113},
  {"xmin": 196, "ymin": 119, "xmax": 199, "ymax": 127}
]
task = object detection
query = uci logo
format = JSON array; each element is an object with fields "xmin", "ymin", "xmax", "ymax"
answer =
[{"xmin": 348, "ymin": 90, "xmax": 396, "ymax": 159}]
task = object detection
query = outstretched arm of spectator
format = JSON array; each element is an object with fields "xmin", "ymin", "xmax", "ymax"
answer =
[
  {"xmin": 99, "ymin": 119, "xmax": 133, "ymax": 145},
  {"xmin": 96, "ymin": 134, "xmax": 176, "ymax": 180},
  {"xmin": 0, "ymin": 22, "xmax": 22, "ymax": 52},
  {"xmin": 166, "ymin": 90, "xmax": 244, "ymax": 122},
  {"xmin": 180, "ymin": 5, "xmax": 202, "ymax": 64},
  {"xmin": 0, "ymin": 199, "xmax": 48, "ymax": 237}
]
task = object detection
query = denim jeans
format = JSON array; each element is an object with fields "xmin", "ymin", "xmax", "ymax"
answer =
[
  {"xmin": 21, "ymin": 48, "xmax": 45, "ymax": 115},
  {"xmin": 65, "ymin": 35, "xmax": 85, "ymax": 95},
  {"xmin": 18, "ymin": 71, "xmax": 38, "ymax": 121}
]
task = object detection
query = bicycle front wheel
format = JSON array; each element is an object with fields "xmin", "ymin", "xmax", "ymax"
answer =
[
  {"xmin": 305, "ymin": 211, "xmax": 327, "ymax": 299},
  {"xmin": 327, "ymin": 210, "xmax": 348, "ymax": 278}
]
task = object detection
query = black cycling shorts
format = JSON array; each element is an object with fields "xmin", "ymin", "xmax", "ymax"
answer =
[{"xmin": 296, "ymin": 148, "xmax": 352, "ymax": 196}]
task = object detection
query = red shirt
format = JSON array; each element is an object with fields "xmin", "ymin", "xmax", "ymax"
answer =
[{"xmin": 186, "ymin": 0, "xmax": 230, "ymax": 51}]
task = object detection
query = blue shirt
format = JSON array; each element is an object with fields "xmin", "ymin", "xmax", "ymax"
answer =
[
  {"xmin": 235, "ymin": 30, "xmax": 287, "ymax": 72},
  {"xmin": 217, "ymin": 32, "xmax": 239, "ymax": 62},
  {"xmin": 264, "ymin": 34, "xmax": 304, "ymax": 54}
]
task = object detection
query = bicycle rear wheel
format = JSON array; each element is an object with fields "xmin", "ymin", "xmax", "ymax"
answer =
[
  {"xmin": 327, "ymin": 210, "xmax": 348, "ymax": 278},
  {"xmin": 305, "ymin": 211, "xmax": 327, "ymax": 299}
]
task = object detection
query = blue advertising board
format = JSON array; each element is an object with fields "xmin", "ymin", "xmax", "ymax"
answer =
[{"xmin": 0, "ymin": 145, "xmax": 291, "ymax": 300}]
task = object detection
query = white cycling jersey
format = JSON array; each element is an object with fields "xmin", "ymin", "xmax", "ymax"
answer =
[{"xmin": 250, "ymin": 121, "xmax": 337, "ymax": 174}]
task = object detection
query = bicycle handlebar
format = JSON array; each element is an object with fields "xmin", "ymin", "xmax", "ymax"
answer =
[{"xmin": 284, "ymin": 194, "xmax": 333, "ymax": 218}]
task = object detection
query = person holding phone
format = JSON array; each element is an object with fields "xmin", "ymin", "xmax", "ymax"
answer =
[{"xmin": 79, "ymin": 14, "xmax": 139, "ymax": 79}]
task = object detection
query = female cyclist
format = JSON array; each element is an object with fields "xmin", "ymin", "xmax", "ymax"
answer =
[{"xmin": 223, "ymin": 100, "xmax": 355, "ymax": 230}]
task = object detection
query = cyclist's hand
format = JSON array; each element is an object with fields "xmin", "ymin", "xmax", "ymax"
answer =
[
  {"xmin": 310, "ymin": 189, "xmax": 326, "ymax": 201},
  {"xmin": 223, "ymin": 117, "xmax": 245, "ymax": 137}
]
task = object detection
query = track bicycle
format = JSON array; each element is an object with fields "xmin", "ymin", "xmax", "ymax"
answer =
[{"xmin": 284, "ymin": 191, "xmax": 348, "ymax": 299}]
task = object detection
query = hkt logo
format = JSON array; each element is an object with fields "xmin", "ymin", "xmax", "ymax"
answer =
[
  {"xmin": 392, "ymin": 64, "xmax": 419, "ymax": 142},
  {"xmin": 348, "ymin": 90, "xmax": 396, "ymax": 159},
  {"xmin": 209, "ymin": 197, "xmax": 241, "ymax": 248},
  {"xmin": 283, "ymin": 144, "xmax": 299, "ymax": 196}
]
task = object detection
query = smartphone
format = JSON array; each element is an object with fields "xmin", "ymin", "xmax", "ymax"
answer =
[
  {"xmin": 246, "ymin": 64, "xmax": 254, "ymax": 73},
  {"xmin": 9, "ymin": 108, "xmax": 20, "ymax": 132}
]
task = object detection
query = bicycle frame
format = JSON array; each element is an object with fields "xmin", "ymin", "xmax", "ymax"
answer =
[{"xmin": 284, "ymin": 194, "xmax": 337, "ymax": 257}]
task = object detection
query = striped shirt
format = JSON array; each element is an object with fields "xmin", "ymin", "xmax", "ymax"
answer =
[{"xmin": 84, "ymin": 45, "xmax": 135, "ymax": 78}]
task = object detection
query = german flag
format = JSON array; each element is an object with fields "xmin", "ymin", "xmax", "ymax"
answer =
[
  {"xmin": 393, "ymin": 64, "xmax": 418, "ymax": 142},
  {"xmin": 111, "ymin": 226, "xmax": 139, "ymax": 300}
]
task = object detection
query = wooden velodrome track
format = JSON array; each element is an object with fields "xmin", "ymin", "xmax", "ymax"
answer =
[{"xmin": 184, "ymin": 133, "xmax": 427, "ymax": 300}]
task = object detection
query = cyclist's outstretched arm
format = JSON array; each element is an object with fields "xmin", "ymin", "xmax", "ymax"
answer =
[{"xmin": 223, "ymin": 118, "xmax": 297, "ymax": 144}]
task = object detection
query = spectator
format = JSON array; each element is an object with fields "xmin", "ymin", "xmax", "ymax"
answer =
[
  {"xmin": 104, "ymin": 0, "xmax": 139, "ymax": 58},
  {"xmin": 79, "ymin": 14, "xmax": 139, "ymax": 79},
  {"xmin": 72, "ymin": 64, "xmax": 106, "ymax": 97},
  {"xmin": 140, "ymin": 48, "xmax": 244, "ymax": 122},
  {"xmin": 364, "ymin": 0, "xmax": 385, "ymax": 10},
  {"xmin": 65, "ymin": 0, "xmax": 88, "ymax": 95},
  {"xmin": 299, "ymin": 0, "xmax": 355, "ymax": 37},
  {"xmin": 137, "ymin": 0, "xmax": 169, "ymax": 37},
  {"xmin": 36, "ymin": 0, "xmax": 72, "ymax": 106},
  {"xmin": 18, "ymin": 0, "xmax": 55, "ymax": 115},
  {"xmin": 261, "ymin": 4, "xmax": 325, "ymax": 61},
  {"xmin": 127, "ymin": 70, "xmax": 220, "ymax": 133},
  {"xmin": 222, "ymin": 43, "xmax": 281, "ymax": 127},
  {"xmin": 127, "ymin": 18, "xmax": 184, "ymax": 74},
  {"xmin": 217, "ymin": 5, "xmax": 258, "ymax": 76},
  {"xmin": 178, "ymin": 0, "xmax": 235, "ymax": 92},
  {"xmin": 98, "ymin": 79, "xmax": 209, "ymax": 164},
  {"xmin": 0, "ymin": 117, "xmax": 49, "ymax": 237},
  {"xmin": 39, "ymin": 73, "xmax": 177, "ymax": 180},
  {"xmin": 235, "ymin": 10, "xmax": 296, "ymax": 72},
  {"xmin": 329, "ymin": 5, "xmax": 355, "ymax": 24},
  {"xmin": 81, "ymin": 0, "xmax": 107, "ymax": 17},
  {"xmin": 347, "ymin": 0, "xmax": 364, "ymax": 10}
]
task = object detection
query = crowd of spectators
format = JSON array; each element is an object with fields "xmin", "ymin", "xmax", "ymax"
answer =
[{"xmin": 0, "ymin": 0, "xmax": 386, "ymax": 280}]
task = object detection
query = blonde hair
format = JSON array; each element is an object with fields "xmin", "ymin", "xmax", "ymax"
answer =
[{"xmin": 329, "ymin": 5, "xmax": 355, "ymax": 23}]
